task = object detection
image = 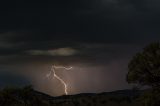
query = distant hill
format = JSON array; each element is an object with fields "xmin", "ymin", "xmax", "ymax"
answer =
[
  {"xmin": 0, "ymin": 71, "xmax": 30, "ymax": 88},
  {"xmin": 0, "ymin": 86, "xmax": 142, "ymax": 106}
]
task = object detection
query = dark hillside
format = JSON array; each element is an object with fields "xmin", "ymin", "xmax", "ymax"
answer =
[{"xmin": 0, "ymin": 87, "xmax": 142, "ymax": 106}]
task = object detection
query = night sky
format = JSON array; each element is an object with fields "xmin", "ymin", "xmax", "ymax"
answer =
[{"xmin": 0, "ymin": 0, "xmax": 160, "ymax": 96}]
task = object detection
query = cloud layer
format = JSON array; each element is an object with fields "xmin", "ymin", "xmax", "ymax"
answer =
[{"xmin": 28, "ymin": 48, "xmax": 77, "ymax": 56}]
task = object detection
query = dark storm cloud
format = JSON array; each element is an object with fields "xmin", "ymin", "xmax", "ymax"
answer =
[
  {"xmin": 0, "ymin": 0, "xmax": 159, "ymax": 64},
  {"xmin": 0, "ymin": 0, "xmax": 159, "ymax": 35}
]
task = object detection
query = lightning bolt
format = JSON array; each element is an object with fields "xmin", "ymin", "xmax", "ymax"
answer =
[{"xmin": 46, "ymin": 65, "xmax": 72, "ymax": 95}]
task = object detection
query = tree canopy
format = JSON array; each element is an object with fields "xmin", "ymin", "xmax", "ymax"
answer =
[{"xmin": 127, "ymin": 42, "xmax": 160, "ymax": 88}]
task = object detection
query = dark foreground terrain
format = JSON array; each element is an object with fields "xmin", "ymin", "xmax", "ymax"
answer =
[{"xmin": 0, "ymin": 86, "xmax": 143, "ymax": 106}]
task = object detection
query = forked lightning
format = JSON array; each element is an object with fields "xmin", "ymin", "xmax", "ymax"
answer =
[{"xmin": 46, "ymin": 65, "xmax": 72, "ymax": 95}]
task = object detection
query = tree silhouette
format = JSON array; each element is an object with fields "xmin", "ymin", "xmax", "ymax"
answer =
[{"xmin": 127, "ymin": 42, "xmax": 160, "ymax": 88}]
